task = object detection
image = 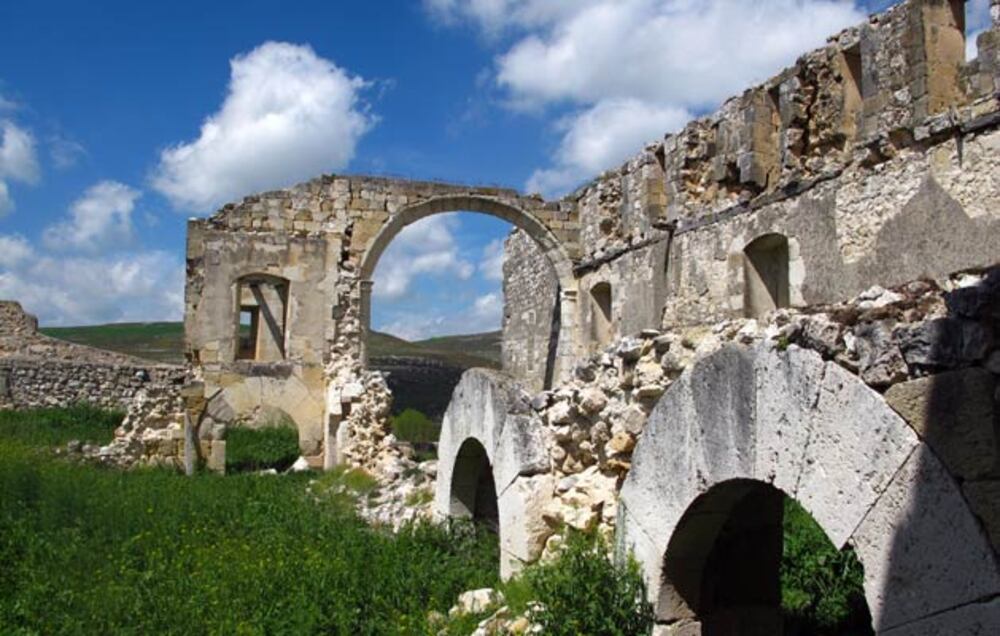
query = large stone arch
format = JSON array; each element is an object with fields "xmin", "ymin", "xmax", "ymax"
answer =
[
  {"xmin": 434, "ymin": 368, "xmax": 554, "ymax": 579},
  {"xmin": 356, "ymin": 194, "xmax": 580, "ymax": 384},
  {"xmin": 618, "ymin": 344, "xmax": 1000, "ymax": 634}
]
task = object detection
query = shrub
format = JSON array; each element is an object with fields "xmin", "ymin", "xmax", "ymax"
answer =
[
  {"xmin": 504, "ymin": 530, "xmax": 653, "ymax": 636},
  {"xmin": 782, "ymin": 498, "xmax": 872, "ymax": 633},
  {"xmin": 225, "ymin": 424, "xmax": 301, "ymax": 473},
  {"xmin": 391, "ymin": 408, "xmax": 440, "ymax": 445}
]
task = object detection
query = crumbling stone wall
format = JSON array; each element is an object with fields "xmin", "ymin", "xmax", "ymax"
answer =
[
  {"xmin": 565, "ymin": 0, "xmax": 1000, "ymax": 330},
  {"xmin": 0, "ymin": 301, "xmax": 185, "ymax": 412}
]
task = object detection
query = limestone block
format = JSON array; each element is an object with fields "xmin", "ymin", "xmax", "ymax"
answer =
[
  {"xmin": 752, "ymin": 345, "xmax": 826, "ymax": 494},
  {"xmin": 884, "ymin": 368, "xmax": 997, "ymax": 480},
  {"xmin": 494, "ymin": 413, "xmax": 549, "ymax": 492},
  {"xmin": 578, "ymin": 387, "xmax": 607, "ymax": 415},
  {"xmin": 963, "ymin": 479, "xmax": 1000, "ymax": 551},
  {"xmin": 879, "ymin": 598, "xmax": 1000, "ymax": 636},
  {"xmin": 794, "ymin": 360, "xmax": 918, "ymax": 548},
  {"xmin": 498, "ymin": 474, "xmax": 555, "ymax": 579},
  {"xmin": 851, "ymin": 446, "xmax": 1000, "ymax": 631},
  {"xmin": 207, "ymin": 440, "xmax": 226, "ymax": 473},
  {"xmin": 618, "ymin": 346, "xmax": 756, "ymax": 555}
]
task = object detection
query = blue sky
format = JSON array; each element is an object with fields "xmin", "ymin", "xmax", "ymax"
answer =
[{"xmin": 0, "ymin": 0, "xmax": 991, "ymax": 337}]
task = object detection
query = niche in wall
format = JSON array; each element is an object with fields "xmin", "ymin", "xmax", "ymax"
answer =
[{"xmin": 743, "ymin": 234, "xmax": 789, "ymax": 319}]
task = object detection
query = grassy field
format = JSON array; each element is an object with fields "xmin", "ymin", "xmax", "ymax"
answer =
[
  {"xmin": 41, "ymin": 322, "xmax": 187, "ymax": 364},
  {"xmin": 0, "ymin": 407, "xmax": 499, "ymax": 635},
  {"xmin": 0, "ymin": 406, "xmax": 871, "ymax": 634},
  {"xmin": 40, "ymin": 322, "xmax": 501, "ymax": 369}
]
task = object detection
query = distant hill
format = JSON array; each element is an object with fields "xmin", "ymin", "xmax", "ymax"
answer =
[
  {"xmin": 40, "ymin": 322, "xmax": 502, "ymax": 420},
  {"xmin": 40, "ymin": 322, "xmax": 186, "ymax": 365},
  {"xmin": 41, "ymin": 322, "xmax": 500, "ymax": 369}
]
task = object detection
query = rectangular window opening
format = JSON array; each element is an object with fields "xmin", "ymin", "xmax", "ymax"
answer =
[{"xmin": 237, "ymin": 307, "xmax": 259, "ymax": 360}]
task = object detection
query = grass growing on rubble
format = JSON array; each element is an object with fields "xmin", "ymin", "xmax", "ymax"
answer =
[{"xmin": 0, "ymin": 408, "xmax": 498, "ymax": 635}]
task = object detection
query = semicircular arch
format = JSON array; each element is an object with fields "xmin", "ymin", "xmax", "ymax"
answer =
[
  {"xmin": 617, "ymin": 344, "xmax": 1000, "ymax": 632},
  {"xmin": 358, "ymin": 194, "xmax": 575, "ymax": 289}
]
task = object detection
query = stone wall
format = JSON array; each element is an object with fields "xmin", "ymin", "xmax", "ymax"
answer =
[
  {"xmin": 0, "ymin": 301, "xmax": 185, "ymax": 412},
  {"xmin": 501, "ymin": 230, "xmax": 559, "ymax": 393},
  {"xmin": 566, "ymin": 0, "xmax": 1000, "ymax": 331},
  {"xmin": 434, "ymin": 265, "xmax": 1000, "ymax": 590}
]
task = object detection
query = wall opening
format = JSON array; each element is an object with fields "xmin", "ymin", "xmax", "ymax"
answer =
[
  {"xmin": 589, "ymin": 281, "xmax": 613, "ymax": 352},
  {"xmin": 659, "ymin": 480, "xmax": 872, "ymax": 635},
  {"xmin": 449, "ymin": 437, "xmax": 499, "ymax": 532},
  {"xmin": 840, "ymin": 44, "xmax": 864, "ymax": 142},
  {"xmin": 922, "ymin": 0, "xmax": 967, "ymax": 113},
  {"xmin": 743, "ymin": 233, "xmax": 790, "ymax": 319},
  {"xmin": 234, "ymin": 274, "xmax": 289, "ymax": 362}
]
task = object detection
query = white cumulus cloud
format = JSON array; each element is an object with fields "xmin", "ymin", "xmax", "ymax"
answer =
[
  {"xmin": 0, "ymin": 119, "xmax": 40, "ymax": 216},
  {"xmin": 377, "ymin": 291, "xmax": 505, "ymax": 341},
  {"xmin": 429, "ymin": 0, "xmax": 866, "ymax": 195},
  {"xmin": 373, "ymin": 214, "xmax": 475, "ymax": 300},
  {"xmin": 43, "ymin": 181, "xmax": 140, "ymax": 253},
  {"xmin": 0, "ymin": 234, "xmax": 33, "ymax": 268},
  {"xmin": 152, "ymin": 41, "xmax": 376, "ymax": 213},
  {"xmin": 527, "ymin": 99, "xmax": 691, "ymax": 195},
  {"xmin": 479, "ymin": 237, "xmax": 506, "ymax": 281},
  {"xmin": 0, "ymin": 249, "xmax": 184, "ymax": 326}
]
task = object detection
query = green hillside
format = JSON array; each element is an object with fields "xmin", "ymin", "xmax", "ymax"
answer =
[
  {"xmin": 41, "ymin": 322, "xmax": 186, "ymax": 364},
  {"xmin": 40, "ymin": 322, "xmax": 501, "ymax": 370}
]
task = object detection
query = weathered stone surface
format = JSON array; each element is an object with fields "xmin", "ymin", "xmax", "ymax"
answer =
[
  {"xmin": 885, "ymin": 368, "xmax": 997, "ymax": 480},
  {"xmin": 498, "ymin": 474, "xmax": 554, "ymax": 580},
  {"xmin": 880, "ymin": 598, "xmax": 1000, "ymax": 636},
  {"xmin": 494, "ymin": 413, "xmax": 550, "ymax": 491},
  {"xmin": 794, "ymin": 358, "xmax": 918, "ymax": 547},
  {"xmin": 617, "ymin": 343, "xmax": 997, "ymax": 624},
  {"xmin": 964, "ymin": 480, "xmax": 1000, "ymax": 551},
  {"xmin": 851, "ymin": 447, "xmax": 1000, "ymax": 631},
  {"xmin": 897, "ymin": 318, "xmax": 992, "ymax": 369}
]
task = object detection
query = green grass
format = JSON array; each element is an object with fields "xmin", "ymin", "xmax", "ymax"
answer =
[
  {"xmin": 41, "ymin": 322, "xmax": 186, "ymax": 364},
  {"xmin": 0, "ymin": 408, "xmax": 499, "ymax": 635},
  {"xmin": 0, "ymin": 404, "xmax": 123, "ymax": 448},
  {"xmin": 225, "ymin": 425, "xmax": 302, "ymax": 474}
]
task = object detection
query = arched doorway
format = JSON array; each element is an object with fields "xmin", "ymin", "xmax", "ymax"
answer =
[
  {"xmin": 449, "ymin": 437, "xmax": 499, "ymax": 531},
  {"xmin": 618, "ymin": 344, "xmax": 1000, "ymax": 633}
]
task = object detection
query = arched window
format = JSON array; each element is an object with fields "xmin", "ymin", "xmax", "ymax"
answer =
[
  {"xmin": 235, "ymin": 274, "xmax": 289, "ymax": 362},
  {"xmin": 590, "ymin": 281, "xmax": 613, "ymax": 351},
  {"xmin": 743, "ymin": 234, "xmax": 789, "ymax": 319}
]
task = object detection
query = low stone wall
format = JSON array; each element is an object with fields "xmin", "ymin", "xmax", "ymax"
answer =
[{"xmin": 0, "ymin": 357, "xmax": 185, "ymax": 412}]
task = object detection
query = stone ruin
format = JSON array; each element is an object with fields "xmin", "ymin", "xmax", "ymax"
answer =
[{"xmin": 1, "ymin": 0, "xmax": 999, "ymax": 632}]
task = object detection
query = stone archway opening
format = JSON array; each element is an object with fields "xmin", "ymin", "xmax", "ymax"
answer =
[
  {"xmin": 357, "ymin": 195, "xmax": 579, "ymax": 388},
  {"xmin": 660, "ymin": 478, "xmax": 872, "ymax": 635},
  {"xmin": 449, "ymin": 437, "xmax": 499, "ymax": 532}
]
